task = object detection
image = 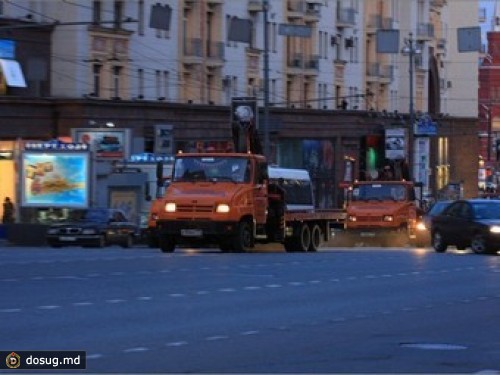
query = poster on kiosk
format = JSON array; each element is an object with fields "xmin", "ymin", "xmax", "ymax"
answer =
[{"xmin": 20, "ymin": 142, "xmax": 90, "ymax": 208}]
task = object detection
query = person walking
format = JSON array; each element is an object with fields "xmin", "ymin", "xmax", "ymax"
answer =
[{"xmin": 2, "ymin": 197, "xmax": 14, "ymax": 224}]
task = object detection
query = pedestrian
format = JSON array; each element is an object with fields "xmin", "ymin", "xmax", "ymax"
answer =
[{"xmin": 2, "ymin": 197, "xmax": 14, "ymax": 224}]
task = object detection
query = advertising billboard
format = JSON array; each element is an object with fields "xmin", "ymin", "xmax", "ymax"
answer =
[
  {"xmin": 21, "ymin": 151, "xmax": 90, "ymax": 208},
  {"xmin": 71, "ymin": 128, "xmax": 131, "ymax": 160},
  {"xmin": 385, "ymin": 128, "xmax": 406, "ymax": 160}
]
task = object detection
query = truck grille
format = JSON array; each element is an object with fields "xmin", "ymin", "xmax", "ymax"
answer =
[
  {"xmin": 356, "ymin": 216, "xmax": 383, "ymax": 222},
  {"xmin": 177, "ymin": 204, "xmax": 214, "ymax": 213}
]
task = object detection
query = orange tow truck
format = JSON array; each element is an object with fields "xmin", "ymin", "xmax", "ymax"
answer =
[
  {"xmin": 155, "ymin": 97, "xmax": 345, "ymax": 253},
  {"xmin": 340, "ymin": 180, "xmax": 424, "ymax": 247}
]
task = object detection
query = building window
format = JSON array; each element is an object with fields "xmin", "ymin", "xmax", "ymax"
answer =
[
  {"xmin": 138, "ymin": 68, "xmax": 144, "ymax": 98},
  {"xmin": 155, "ymin": 70, "xmax": 161, "ymax": 98},
  {"xmin": 114, "ymin": 0, "xmax": 123, "ymax": 29},
  {"xmin": 92, "ymin": 1, "xmax": 101, "ymax": 25},
  {"xmin": 163, "ymin": 70, "xmax": 169, "ymax": 100},
  {"xmin": 92, "ymin": 64, "xmax": 102, "ymax": 97},
  {"xmin": 138, "ymin": 0, "xmax": 144, "ymax": 35},
  {"xmin": 272, "ymin": 22, "xmax": 277, "ymax": 52},
  {"xmin": 112, "ymin": 66, "xmax": 122, "ymax": 98},
  {"xmin": 232, "ymin": 76, "xmax": 238, "ymax": 97}
]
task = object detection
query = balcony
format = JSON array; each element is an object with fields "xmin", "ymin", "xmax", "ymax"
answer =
[
  {"xmin": 287, "ymin": 53, "xmax": 303, "ymax": 72},
  {"xmin": 366, "ymin": 14, "xmax": 382, "ymax": 34},
  {"xmin": 417, "ymin": 23, "xmax": 434, "ymax": 41},
  {"xmin": 247, "ymin": 0, "xmax": 263, "ymax": 12},
  {"xmin": 287, "ymin": 0, "xmax": 305, "ymax": 19},
  {"xmin": 183, "ymin": 38, "xmax": 203, "ymax": 64},
  {"xmin": 336, "ymin": 8, "xmax": 355, "ymax": 28},
  {"xmin": 206, "ymin": 41, "xmax": 225, "ymax": 67},
  {"xmin": 304, "ymin": 55, "xmax": 319, "ymax": 75},
  {"xmin": 379, "ymin": 64, "xmax": 393, "ymax": 84},
  {"xmin": 366, "ymin": 62, "xmax": 380, "ymax": 83},
  {"xmin": 304, "ymin": 3, "xmax": 321, "ymax": 22}
]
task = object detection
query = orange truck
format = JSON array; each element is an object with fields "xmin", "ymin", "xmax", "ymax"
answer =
[
  {"xmin": 340, "ymin": 180, "xmax": 423, "ymax": 247},
  {"xmin": 155, "ymin": 97, "xmax": 345, "ymax": 253}
]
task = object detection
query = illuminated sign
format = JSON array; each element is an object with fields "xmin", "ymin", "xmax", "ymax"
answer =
[
  {"xmin": 24, "ymin": 142, "xmax": 89, "ymax": 151},
  {"xmin": 21, "ymin": 152, "xmax": 90, "ymax": 208}
]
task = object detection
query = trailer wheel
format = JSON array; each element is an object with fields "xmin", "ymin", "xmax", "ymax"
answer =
[
  {"xmin": 308, "ymin": 224, "xmax": 322, "ymax": 252},
  {"xmin": 159, "ymin": 236, "xmax": 176, "ymax": 253},
  {"xmin": 233, "ymin": 220, "xmax": 253, "ymax": 253}
]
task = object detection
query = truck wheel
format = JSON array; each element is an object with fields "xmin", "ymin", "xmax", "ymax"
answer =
[
  {"xmin": 432, "ymin": 230, "xmax": 447, "ymax": 253},
  {"xmin": 159, "ymin": 236, "xmax": 176, "ymax": 253},
  {"xmin": 308, "ymin": 224, "xmax": 321, "ymax": 252},
  {"xmin": 232, "ymin": 221, "xmax": 253, "ymax": 253}
]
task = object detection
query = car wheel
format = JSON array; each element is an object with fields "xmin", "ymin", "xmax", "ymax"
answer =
[
  {"xmin": 121, "ymin": 235, "xmax": 133, "ymax": 248},
  {"xmin": 432, "ymin": 230, "xmax": 448, "ymax": 253},
  {"xmin": 471, "ymin": 234, "xmax": 494, "ymax": 255}
]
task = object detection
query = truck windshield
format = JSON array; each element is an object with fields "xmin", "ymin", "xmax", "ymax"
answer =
[
  {"xmin": 173, "ymin": 156, "xmax": 251, "ymax": 183},
  {"xmin": 352, "ymin": 184, "xmax": 407, "ymax": 201}
]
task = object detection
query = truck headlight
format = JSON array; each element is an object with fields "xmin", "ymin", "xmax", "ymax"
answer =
[
  {"xmin": 490, "ymin": 225, "xmax": 500, "ymax": 234},
  {"xmin": 416, "ymin": 222, "xmax": 427, "ymax": 231},
  {"xmin": 216, "ymin": 203, "xmax": 230, "ymax": 213},
  {"xmin": 348, "ymin": 215, "xmax": 356, "ymax": 222},
  {"xmin": 383, "ymin": 215, "xmax": 394, "ymax": 222},
  {"xmin": 165, "ymin": 202, "xmax": 176, "ymax": 212}
]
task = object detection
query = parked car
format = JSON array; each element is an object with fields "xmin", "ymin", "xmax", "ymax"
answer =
[
  {"xmin": 414, "ymin": 200, "xmax": 452, "ymax": 247},
  {"xmin": 46, "ymin": 208, "xmax": 138, "ymax": 248},
  {"xmin": 431, "ymin": 199, "xmax": 500, "ymax": 255}
]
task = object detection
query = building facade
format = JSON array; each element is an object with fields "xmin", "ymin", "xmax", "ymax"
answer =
[{"xmin": 0, "ymin": 0, "xmax": 480, "ymax": 221}]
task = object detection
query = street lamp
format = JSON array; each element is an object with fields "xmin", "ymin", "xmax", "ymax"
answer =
[{"xmin": 401, "ymin": 32, "xmax": 421, "ymax": 181}]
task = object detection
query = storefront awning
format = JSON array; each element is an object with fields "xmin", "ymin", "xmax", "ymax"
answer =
[{"xmin": 0, "ymin": 59, "xmax": 27, "ymax": 87}]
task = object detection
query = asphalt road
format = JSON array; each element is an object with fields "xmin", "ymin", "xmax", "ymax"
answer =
[{"xmin": 1, "ymin": 244, "xmax": 500, "ymax": 373}]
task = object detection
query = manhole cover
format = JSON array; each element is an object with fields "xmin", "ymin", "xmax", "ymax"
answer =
[{"xmin": 400, "ymin": 343, "xmax": 468, "ymax": 350}]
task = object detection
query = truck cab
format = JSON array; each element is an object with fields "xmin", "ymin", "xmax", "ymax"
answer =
[{"xmin": 343, "ymin": 180, "xmax": 420, "ymax": 246}]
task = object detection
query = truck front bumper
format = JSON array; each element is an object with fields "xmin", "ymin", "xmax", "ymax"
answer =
[{"xmin": 157, "ymin": 220, "xmax": 239, "ymax": 240}]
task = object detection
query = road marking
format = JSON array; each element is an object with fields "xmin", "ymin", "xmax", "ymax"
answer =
[
  {"xmin": 38, "ymin": 305, "xmax": 60, "ymax": 310},
  {"xmin": 123, "ymin": 347, "xmax": 149, "ymax": 353},
  {"xmin": 87, "ymin": 354, "xmax": 103, "ymax": 360},
  {"xmin": 196, "ymin": 291, "xmax": 210, "ymax": 295},
  {"xmin": 265, "ymin": 284, "xmax": 282, "ymax": 288},
  {"xmin": 289, "ymin": 282, "xmax": 304, "ymax": 286},
  {"xmin": 111, "ymin": 272, "xmax": 124, "ymax": 276},
  {"xmin": 106, "ymin": 299, "xmax": 126, "ymax": 303},
  {"xmin": 205, "ymin": 335, "xmax": 228, "ymax": 341},
  {"xmin": 308, "ymin": 280, "xmax": 321, "ymax": 284},
  {"xmin": 243, "ymin": 286, "xmax": 261, "ymax": 290},
  {"xmin": 166, "ymin": 341, "xmax": 188, "ymax": 347},
  {"xmin": 218, "ymin": 288, "xmax": 235, "ymax": 292},
  {"xmin": 2, "ymin": 278, "xmax": 19, "ymax": 282},
  {"xmin": 137, "ymin": 296, "xmax": 152, "ymax": 301},
  {"xmin": 73, "ymin": 302, "xmax": 93, "ymax": 306},
  {"xmin": 169, "ymin": 293, "xmax": 185, "ymax": 298},
  {"xmin": 0, "ymin": 308, "xmax": 21, "ymax": 313},
  {"xmin": 240, "ymin": 330, "xmax": 259, "ymax": 335}
]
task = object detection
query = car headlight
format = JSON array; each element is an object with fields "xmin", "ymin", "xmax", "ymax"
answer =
[
  {"xmin": 489, "ymin": 225, "xmax": 500, "ymax": 234},
  {"xmin": 82, "ymin": 228, "xmax": 97, "ymax": 235},
  {"xmin": 416, "ymin": 222, "xmax": 427, "ymax": 231},
  {"xmin": 47, "ymin": 228, "xmax": 58, "ymax": 234},
  {"xmin": 216, "ymin": 203, "xmax": 230, "ymax": 213},
  {"xmin": 348, "ymin": 215, "xmax": 357, "ymax": 222},
  {"xmin": 383, "ymin": 215, "xmax": 394, "ymax": 222},
  {"xmin": 165, "ymin": 202, "xmax": 176, "ymax": 212}
]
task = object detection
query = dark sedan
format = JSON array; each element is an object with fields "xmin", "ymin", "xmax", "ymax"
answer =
[
  {"xmin": 414, "ymin": 200, "xmax": 452, "ymax": 247},
  {"xmin": 431, "ymin": 199, "xmax": 500, "ymax": 255},
  {"xmin": 46, "ymin": 208, "xmax": 138, "ymax": 248}
]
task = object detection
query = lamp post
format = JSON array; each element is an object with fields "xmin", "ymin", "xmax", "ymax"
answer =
[
  {"xmin": 262, "ymin": 0, "xmax": 270, "ymax": 159},
  {"xmin": 401, "ymin": 32, "xmax": 421, "ymax": 181}
]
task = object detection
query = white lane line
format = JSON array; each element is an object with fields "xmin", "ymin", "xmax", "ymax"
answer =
[
  {"xmin": 331, "ymin": 317, "xmax": 347, "ymax": 322},
  {"xmin": 397, "ymin": 273, "xmax": 408, "ymax": 276},
  {"xmin": 160, "ymin": 269, "xmax": 170, "ymax": 273},
  {"xmin": 218, "ymin": 288, "xmax": 236, "ymax": 292},
  {"xmin": 243, "ymin": 286, "xmax": 261, "ymax": 290},
  {"xmin": 137, "ymin": 296, "xmax": 152, "ymax": 301},
  {"xmin": 111, "ymin": 272, "xmax": 124, "ymax": 276},
  {"xmin": 346, "ymin": 276, "xmax": 357, "ymax": 281},
  {"xmin": 0, "ymin": 308, "xmax": 21, "ymax": 313},
  {"xmin": 169, "ymin": 294, "xmax": 185, "ymax": 298},
  {"xmin": 31, "ymin": 277, "xmax": 45, "ymax": 280},
  {"xmin": 330, "ymin": 279, "xmax": 340, "ymax": 282},
  {"xmin": 382, "ymin": 274, "xmax": 393, "ymax": 278},
  {"xmin": 2, "ymin": 278, "xmax": 19, "ymax": 282},
  {"xmin": 196, "ymin": 291, "xmax": 210, "ymax": 295},
  {"xmin": 38, "ymin": 305, "xmax": 60, "ymax": 310},
  {"xmin": 56, "ymin": 276, "xmax": 80, "ymax": 280},
  {"xmin": 166, "ymin": 341, "xmax": 188, "ymax": 347},
  {"xmin": 87, "ymin": 354, "xmax": 103, "ymax": 360},
  {"xmin": 106, "ymin": 299, "xmax": 126, "ymax": 304},
  {"xmin": 205, "ymin": 335, "xmax": 229, "ymax": 341},
  {"xmin": 240, "ymin": 330, "xmax": 259, "ymax": 336},
  {"xmin": 365, "ymin": 275, "xmax": 377, "ymax": 279},
  {"xmin": 123, "ymin": 347, "xmax": 149, "ymax": 353},
  {"xmin": 73, "ymin": 302, "xmax": 93, "ymax": 306},
  {"xmin": 86, "ymin": 273, "xmax": 100, "ymax": 277},
  {"xmin": 308, "ymin": 280, "xmax": 321, "ymax": 284},
  {"xmin": 265, "ymin": 284, "xmax": 282, "ymax": 288},
  {"xmin": 381, "ymin": 311, "xmax": 393, "ymax": 315},
  {"xmin": 288, "ymin": 282, "xmax": 304, "ymax": 286}
]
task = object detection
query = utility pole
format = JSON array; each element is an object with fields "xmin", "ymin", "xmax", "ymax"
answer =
[
  {"xmin": 262, "ymin": 0, "xmax": 270, "ymax": 159},
  {"xmin": 401, "ymin": 32, "xmax": 420, "ymax": 181}
]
